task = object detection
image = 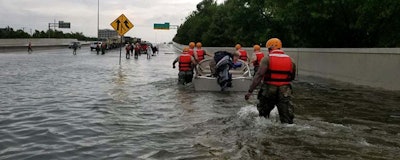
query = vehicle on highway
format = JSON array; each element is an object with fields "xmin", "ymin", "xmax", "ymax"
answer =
[
  {"xmin": 68, "ymin": 42, "xmax": 81, "ymax": 49},
  {"xmin": 90, "ymin": 42, "xmax": 101, "ymax": 51}
]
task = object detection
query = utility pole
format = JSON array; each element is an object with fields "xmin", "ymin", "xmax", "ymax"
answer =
[{"xmin": 97, "ymin": 0, "xmax": 99, "ymax": 41}]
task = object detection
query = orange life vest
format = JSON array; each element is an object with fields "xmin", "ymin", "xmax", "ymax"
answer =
[
  {"xmin": 179, "ymin": 53, "xmax": 192, "ymax": 71},
  {"xmin": 188, "ymin": 48, "xmax": 194, "ymax": 57},
  {"xmin": 253, "ymin": 51, "xmax": 264, "ymax": 67},
  {"xmin": 238, "ymin": 49, "xmax": 247, "ymax": 61},
  {"xmin": 264, "ymin": 50, "xmax": 293, "ymax": 86},
  {"xmin": 196, "ymin": 49, "xmax": 205, "ymax": 61}
]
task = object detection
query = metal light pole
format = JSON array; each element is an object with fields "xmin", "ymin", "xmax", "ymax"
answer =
[{"xmin": 97, "ymin": 0, "xmax": 99, "ymax": 41}]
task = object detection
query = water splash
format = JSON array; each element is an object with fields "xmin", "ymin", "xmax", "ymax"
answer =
[{"xmin": 236, "ymin": 105, "xmax": 280, "ymax": 129}]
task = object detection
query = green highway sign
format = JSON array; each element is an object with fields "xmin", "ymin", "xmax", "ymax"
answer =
[
  {"xmin": 58, "ymin": 21, "xmax": 70, "ymax": 28},
  {"xmin": 154, "ymin": 23, "xmax": 170, "ymax": 30}
]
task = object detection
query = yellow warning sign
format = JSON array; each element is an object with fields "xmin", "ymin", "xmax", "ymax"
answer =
[{"xmin": 110, "ymin": 14, "xmax": 134, "ymax": 36}]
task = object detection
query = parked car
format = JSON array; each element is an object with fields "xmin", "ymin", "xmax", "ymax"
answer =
[
  {"xmin": 90, "ymin": 42, "xmax": 101, "ymax": 51},
  {"xmin": 68, "ymin": 42, "xmax": 81, "ymax": 49}
]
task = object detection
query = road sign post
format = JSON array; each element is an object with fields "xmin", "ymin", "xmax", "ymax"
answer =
[
  {"xmin": 48, "ymin": 20, "xmax": 71, "ymax": 38},
  {"xmin": 110, "ymin": 14, "xmax": 134, "ymax": 65}
]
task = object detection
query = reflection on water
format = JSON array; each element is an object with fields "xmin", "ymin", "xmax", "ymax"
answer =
[
  {"xmin": 0, "ymin": 46, "xmax": 399, "ymax": 159},
  {"xmin": 110, "ymin": 66, "xmax": 128, "ymax": 103}
]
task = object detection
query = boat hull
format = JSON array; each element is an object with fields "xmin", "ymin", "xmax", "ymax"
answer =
[{"xmin": 193, "ymin": 76, "xmax": 252, "ymax": 91}]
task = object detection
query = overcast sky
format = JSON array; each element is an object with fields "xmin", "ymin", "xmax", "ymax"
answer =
[{"xmin": 0, "ymin": 0, "xmax": 224, "ymax": 43}]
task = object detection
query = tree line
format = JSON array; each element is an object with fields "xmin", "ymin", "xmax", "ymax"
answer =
[
  {"xmin": 0, "ymin": 26, "xmax": 96, "ymax": 41},
  {"xmin": 173, "ymin": 0, "xmax": 400, "ymax": 48}
]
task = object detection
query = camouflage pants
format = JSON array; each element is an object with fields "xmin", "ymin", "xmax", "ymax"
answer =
[
  {"xmin": 253, "ymin": 66, "xmax": 259, "ymax": 76},
  {"xmin": 178, "ymin": 71, "xmax": 193, "ymax": 85},
  {"xmin": 257, "ymin": 84, "xmax": 294, "ymax": 124}
]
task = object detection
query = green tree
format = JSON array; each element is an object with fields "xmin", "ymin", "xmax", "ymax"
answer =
[{"xmin": 173, "ymin": 0, "xmax": 400, "ymax": 47}]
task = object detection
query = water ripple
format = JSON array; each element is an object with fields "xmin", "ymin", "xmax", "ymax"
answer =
[{"xmin": 1, "ymin": 47, "xmax": 400, "ymax": 159}]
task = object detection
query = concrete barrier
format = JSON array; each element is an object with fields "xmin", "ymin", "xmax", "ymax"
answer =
[
  {"xmin": 0, "ymin": 38, "xmax": 92, "ymax": 53},
  {"xmin": 173, "ymin": 43, "xmax": 400, "ymax": 90},
  {"xmin": 0, "ymin": 38, "xmax": 78, "ymax": 47},
  {"xmin": 284, "ymin": 48, "xmax": 400, "ymax": 90}
]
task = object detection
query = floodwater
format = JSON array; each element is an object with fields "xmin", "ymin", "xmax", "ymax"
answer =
[{"xmin": 0, "ymin": 45, "xmax": 399, "ymax": 160}]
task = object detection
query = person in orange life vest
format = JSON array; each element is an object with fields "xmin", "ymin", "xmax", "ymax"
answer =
[
  {"xmin": 173, "ymin": 47, "xmax": 197, "ymax": 85},
  {"xmin": 250, "ymin": 44, "xmax": 265, "ymax": 75},
  {"xmin": 188, "ymin": 42, "xmax": 196, "ymax": 57},
  {"xmin": 194, "ymin": 42, "xmax": 212, "ymax": 62},
  {"xmin": 125, "ymin": 43, "xmax": 131, "ymax": 59},
  {"xmin": 245, "ymin": 38, "xmax": 296, "ymax": 124},
  {"xmin": 235, "ymin": 44, "xmax": 248, "ymax": 63},
  {"xmin": 134, "ymin": 42, "xmax": 140, "ymax": 58}
]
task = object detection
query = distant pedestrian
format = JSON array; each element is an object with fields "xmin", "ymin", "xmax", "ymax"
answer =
[
  {"xmin": 72, "ymin": 42, "xmax": 78, "ymax": 55},
  {"xmin": 96, "ymin": 44, "xmax": 100, "ymax": 55},
  {"xmin": 101, "ymin": 43, "xmax": 106, "ymax": 55},
  {"xmin": 151, "ymin": 45, "xmax": 158, "ymax": 55},
  {"xmin": 130, "ymin": 43, "xmax": 134, "ymax": 56},
  {"xmin": 27, "ymin": 42, "xmax": 33, "ymax": 53}
]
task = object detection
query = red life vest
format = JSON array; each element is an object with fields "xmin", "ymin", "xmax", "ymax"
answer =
[
  {"xmin": 264, "ymin": 50, "xmax": 293, "ymax": 86},
  {"xmin": 179, "ymin": 53, "xmax": 192, "ymax": 71},
  {"xmin": 238, "ymin": 49, "xmax": 247, "ymax": 61},
  {"xmin": 253, "ymin": 51, "xmax": 264, "ymax": 67},
  {"xmin": 188, "ymin": 48, "xmax": 194, "ymax": 57},
  {"xmin": 196, "ymin": 49, "xmax": 205, "ymax": 61}
]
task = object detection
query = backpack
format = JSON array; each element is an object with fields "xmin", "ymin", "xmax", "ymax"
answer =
[{"xmin": 213, "ymin": 51, "xmax": 232, "ymax": 63}]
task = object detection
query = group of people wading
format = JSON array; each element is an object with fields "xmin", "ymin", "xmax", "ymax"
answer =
[
  {"xmin": 172, "ymin": 42, "xmax": 212, "ymax": 85},
  {"xmin": 172, "ymin": 38, "xmax": 296, "ymax": 124},
  {"xmin": 125, "ymin": 42, "xmax": 158, "ymax": 59}
]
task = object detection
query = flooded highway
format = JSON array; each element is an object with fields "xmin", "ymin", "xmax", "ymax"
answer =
[{"xmin": 1, "ymin": 45, "xmax": 400, "ymax": 159}]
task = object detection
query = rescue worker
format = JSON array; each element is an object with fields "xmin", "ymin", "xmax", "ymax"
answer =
[
  {"xmin": 245, "ymin": 38, "xmax": 296, "ymax": 124},
  {"xmin": 235, "ymin": 44, "xmax": 248, "ymax": 63},
  {"xmin": 172, "ymin": 47, "xmax": 197, "ymax": 85},
  {"xmin": 188, "ymin": 42, "xmax": 196, "ymax": 57},
  {"xmin": 134, "ymin": 42, "xmax": 140, "ymax": 59},
  {"xmin": 125, "ymin": 43, "xmax": 131, "ymax": 59},
  {"xmin": 250, "ymin": 44, "xmax": 265, "ymax": 75},
  {"xmin": 194, "ymin": 42, "xmax": 212, "ymax": 62}
]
